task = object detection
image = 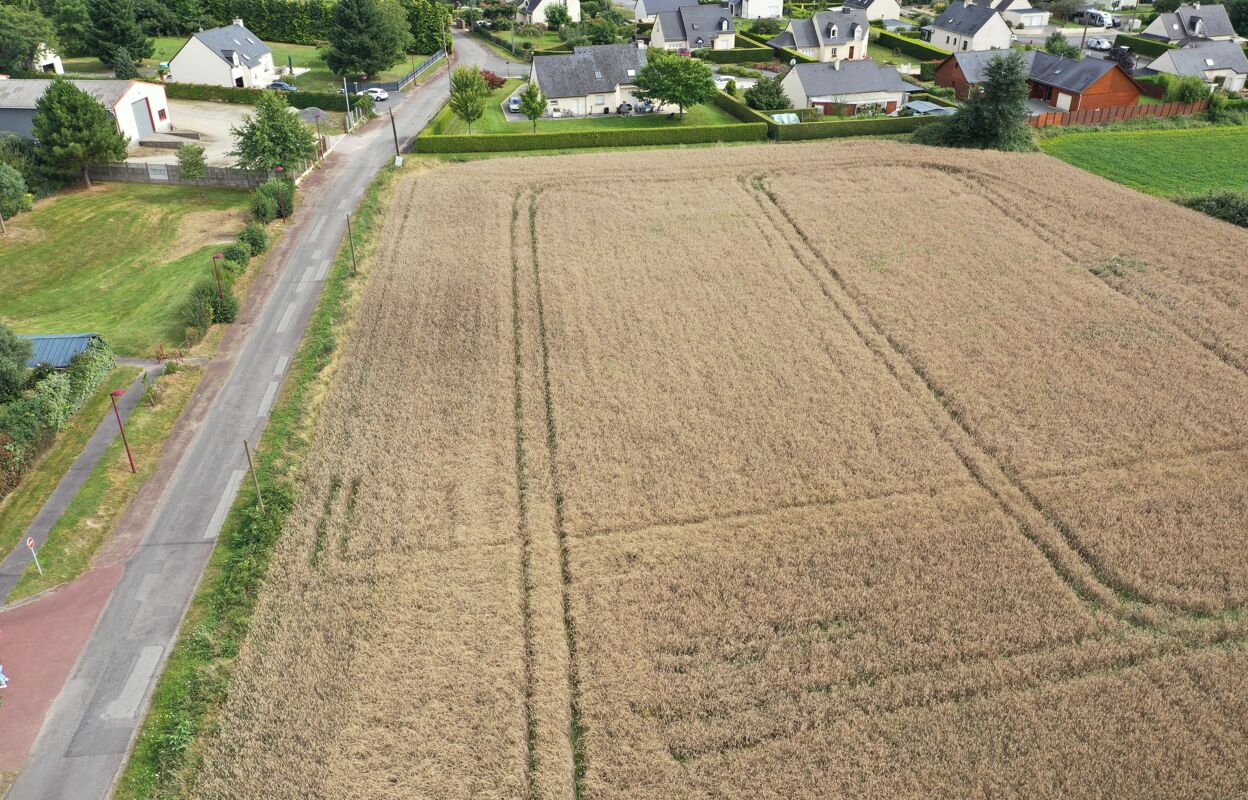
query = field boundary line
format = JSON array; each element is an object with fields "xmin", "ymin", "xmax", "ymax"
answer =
[{"xmin": 739, "ymin": 173, "xmax": 1246, "ymax": 632}]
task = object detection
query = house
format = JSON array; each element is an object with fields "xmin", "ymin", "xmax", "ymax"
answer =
[
  {"xmin": 34, "ymin": 45, "xmax": 63, "ymax": 74},
  {"xmin": 169, "ymin": 20, "xmax": 276, "ymax": 88},
  {"xmin": 766, "ymin": 8, "xmax": 870, "ymax": 62},
  {"xmin": 530, "ymin": 44, "xmax": 654, "ymax": 116},
  {"xmin": 652, "ymin": 4, "xmax": 736, "ymax": 50},
  {"xmin": 842, "ymin": 0, "xmax": 902, "ymax": 22},
  {"xmin": 973, "ymin": 0, "xmax": 1050, "ymax": 29},
  {"xmin": 728, "ymin": 0, "xmax": 783, "ymax": 20},
  {"xmin": 633, "ymin": 0, "xmax": 698, "ymax": 24},
  {"xmin": 935, "ymin": 50, "xmax": 1142, "ymax": 110},
  {"xmin": 0, "ymin": 78, "xmax": 171, "ymax": 145},
  {"xmin": 517, "ymin": 0, "xmax": 581, "ymax": 26},
  {"xmin": 781, "ymin": 59, "xmax": 921, "ymax": 114},
  {"xmin": 928, "ymin": 2, "xmax": 1013, "ymax": 51},
  {"xmin": 18, "ymin": 334, "xmax": 105, "ymax": 369},
  {"xmin": 1141, "ymin": 3, "xmax": 1239, "ymax": 45},
  {"xmin": 1149, "ymin": 41, "xmax": 1248, "ymax": 92}
]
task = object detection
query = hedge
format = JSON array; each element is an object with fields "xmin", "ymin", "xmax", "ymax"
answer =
[
  {"xmin": 695, "ymin": 47, "xmax": 774, "ymax": 63},
  {"xmin": 770, "ymin": 113, "xmax": 941, "ymax": 140},
  {"xmin": 734, "ymin": 30, "xmax": 775, "ymax": 48},
  {"xmin": 415, "ymin": 121, "xmax": 768, "ymax": 152},
  {"xmin": 874, "ymin": 30, "xmax": 951, "ymax": 61},
  {"xmin": 712, "ymin": 89, "xmax": 775, "ymax": 124},
  {"xmin": 164, "ymin": 82, "xmax": 350, "ymax": 112},
  {"xmin": 202, "ymin": 0, "xmax": 334, "ymax": 45},
  {"xmin": 1112, "ymin": 33, "xmax": 1176, "ymax": 57}
]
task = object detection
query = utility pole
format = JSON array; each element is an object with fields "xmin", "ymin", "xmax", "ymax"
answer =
[
  {"xmin": 244, "ymin": 439, "xmax": 265, "ymax": 514},
  {"xmin": 110, "ymin": 389, "xmax": 137, "ymax": 474},
  {"xmin": 343, "ymin": 75, "xmax": 353, "ymax": 127},
  {"xmin": 212, "ymin": 253, "xmax": 225, "ymax": 300},
  {"xmin": 346, "ymin": 213, "xmax": 358, "ymax": 275},
  {"xmin": 390, "ymin": 108, "xmax": 401, "ymax": 156}
]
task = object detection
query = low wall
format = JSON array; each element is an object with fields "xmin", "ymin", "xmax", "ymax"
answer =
[{"xmin": 87, "ymin": 162, "xmax": 270, "ymax": 189}]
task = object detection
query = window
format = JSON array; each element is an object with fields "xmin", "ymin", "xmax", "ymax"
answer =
[
  {"xmin": 596, "ymin": 95, "xmax": 605, "ymax": 104},
  {"xmin": 945, "ymin": 35, "xmax": 950, "ymax": 43},
  {"xmin": 962, "ymin": 40, "xmax": 968, "ymax": 50},
  {"xmin": 158, "ymin": 109, "xmax": 168, "ymax": 121}
]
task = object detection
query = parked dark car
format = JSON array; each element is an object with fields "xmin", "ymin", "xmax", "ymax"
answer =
[
  {"xmin": 268, "ymin": 81, "xmax": 298, "ymax": 92},
  {"xmin": 637, "ymin": 101, "xmax": 656, "ymax": 113},
  {"xmin": 616, "ymin": 102, "xmax": 634, "ymax": 115}
]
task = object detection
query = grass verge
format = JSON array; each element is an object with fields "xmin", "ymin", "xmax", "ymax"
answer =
[
  {"xmin": 0, "ymin": 367, "xmax": 142, "ymax": 564},
  {"xmin": 113, "ymin": 164, "xmax": 401, "ymax": 800},
  {"xmin": 6, "ymin": 366, "xmax": 204, "ymax": 602}
]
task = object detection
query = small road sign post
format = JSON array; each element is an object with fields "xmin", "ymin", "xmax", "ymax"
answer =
[{"xmin": 26, "ymin": 537, "xmax": 43, "ymax": 576}]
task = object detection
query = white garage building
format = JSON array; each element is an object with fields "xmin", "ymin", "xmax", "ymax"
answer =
[{"xmin": 0, "ymin": 78, "xmax": 172, "ymax": 147}]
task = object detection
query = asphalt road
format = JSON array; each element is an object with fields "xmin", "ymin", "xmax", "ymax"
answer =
[{"xmin": 7, "ymin": 32, "xmax": 508, "ymax": 800}]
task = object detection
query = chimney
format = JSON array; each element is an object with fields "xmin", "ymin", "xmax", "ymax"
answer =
[{"xmin": 233, "ymin": 17, "xmax": 244, "ymax": 27}]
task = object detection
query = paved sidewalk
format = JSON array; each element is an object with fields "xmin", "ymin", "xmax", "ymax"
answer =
[{"xmin": 0, "ymin": 364, "xmax": 162, "ymax": 602}]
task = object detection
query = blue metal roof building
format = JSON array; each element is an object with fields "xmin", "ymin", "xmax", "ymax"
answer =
[{"xmin": 18, "ymin": 333, "xmax": 104, "ymax": 369}]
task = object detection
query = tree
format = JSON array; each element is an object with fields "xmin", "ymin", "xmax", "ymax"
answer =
[
  {"xmin": 460, "ymin": 5, "xmax": 482, "ymax": 27},
  {"xmin": 402, "ymin": 0, "xmax": 451, "ymax": 54},
  {"xmin": 0, "ymin": 323, "xmax": 33, "ymax": 404},
  {"xmin": 584, "ymin": 16, "xmax": 622, "ymax": 43},
  {"xmin": 1048, "ymin": 0, "xmax": 1081, "ymax": 20},
  {"xmin": 633, "ymin": 48, "xmax": 716, "ymax": 119},
  {"xmin": 448, "ymin": 65, "xmax": 488, "ymax": 132},
  {"xmin": 1106, "ymin": 44, "xmax": 1135, "ymax": 74},
  {"xmin": 748, "ymin": 17, "xmax": 782, "ymax": 36},
  {"xmin": 324, "ymin": 0, "xmax": 412, "ymax": 78},
  {"xmin": 47, "ymin": 0, "xmax": 91, "ymax": 57},
  {"xmin": 0, "ymin": 162, "xmax": 34, "ymax": 221},
  {"xmin": 545, "ymin": 3, "xmax": 571, "ymax": 30},
  {"xmin": 176, "ymin": 142, "xmax": 208, "ymax": 199},
  {"xmin": 1043, "ymin": 30, "xmax": 1081, "ymax": 59},
  {"xmin": 0, "ymin": 5, "xmax": 57, "ymax": 74},
  {"xmin": 518, "ymin": 80, "xmax": 546, "ymax": 132},
  {"xmin": 88, "ymin": 0, "xmax": 153, "ymax": 66},
  {"xmin": 31, "ymin": 79, "xmax": 128, "ymax": 188},
  {"xmin": 914, "ymin": 50, "xmax": 1033, "ymax": 151},
  {"xmin": 110, "ymin": 46, "xmax": 139, "ymax": 78},
  {"xmin": 229, "ymin": 92, "xmax": 318, "ymax": 172},
  {"xmin": 743, "ymin": 76, "xmax": 792, "ymax": 110},
  {"xmin": 1228, "ymin": 0, "xmax": 1248, "ymax": 35}
]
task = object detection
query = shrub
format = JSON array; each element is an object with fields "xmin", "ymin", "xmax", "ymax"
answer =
[
  {"xmin": 1162, "ymin": 74, "xmax": 1209, "ymax": 103},
  {"xmin": 0, "ymin": 162, "xmax": 34, "ymax": 219},
  {"xmin": 725, "ymin": 79, "xmax": 737, "ymax": 96},
  {"xmin": 222, "ymin": 242, "xmax": 251, "ymax": 265},
  {"xmin": 250, "ymin": 192, "xmax": 278, "ymax": 224},
  {"xmin": 1180, "ymin": 190, "xmax": 1248, "ymax": 228},
  {"xmin": 163, "ymin": 82, "xmax": 350, "ymax": 113},
  {"xmin": 256, "ymin": 178, "xmax": 295, "ymax": 219},
  {"xmin": 919, "ymin": 61, "xmax": 937, "ymax": 81},
  {"xmin": 480, "ymin": 69, "xmax": 506, "ymax": 90},
  {"xmin": 749, "ymin": 17, "xmax": 783, "ymax": 36},
  {"xmin": 717, "ymin": 64, "xmax": 763, "ymax": 78},
  {"xmin": 221, "ymin": 258, "xmax": 248, "ymax": 276},
  {"xmin": 744, "ymin": 76, "xmax": 793, "ymax": 111},
  {"xmin": 238, "ymin": 222, "xmax": 269, "ymax": 253},
  {"xmin": 180, "ymin": 282, "xmax": 215, "ymax": 339},
  {"xmin": 794, "ymin": 107, "xmax": 823, "ymax": 122}
]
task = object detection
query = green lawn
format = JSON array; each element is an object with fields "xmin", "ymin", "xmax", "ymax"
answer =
[
  {"xmin": 0, "ymin": 184, "xmax": 249, "ymax": 356},
  {"xmin": 1039, "ymin": 125, "xmax": 1248, "ymax": 196},
  {"xmin": 429, "ymin": 79, "xmax": 739, "ymax": 134}
]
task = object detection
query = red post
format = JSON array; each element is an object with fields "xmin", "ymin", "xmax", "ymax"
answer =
[
  {"xmin": 110, "ymin": 389, "xmax": 137, "ymax": 474},
  {"xmin": 212, "ymin": 253, "xmax": 225, "ymax": 300}
]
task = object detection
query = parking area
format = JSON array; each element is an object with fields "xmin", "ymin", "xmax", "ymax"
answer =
[{"xmin": 127, "ymin": 100, "xmax": 252, "ymax": 166}]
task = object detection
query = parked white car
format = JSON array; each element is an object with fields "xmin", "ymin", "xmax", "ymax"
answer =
[
  {"xmin": 357, "ymin": 87, "xmax": 389, "ymax": 102},
  {"xmin": 1087, "ymin": 36, "xmax": 1113, "ymax": 50}
]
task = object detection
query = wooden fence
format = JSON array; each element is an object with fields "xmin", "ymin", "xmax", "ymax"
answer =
[{"xmin": 1027, "ymin": 99, "xmax": 1209, "ymax": 128}]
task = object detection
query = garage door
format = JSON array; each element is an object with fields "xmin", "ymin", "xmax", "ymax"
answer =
[
  {"xmin": 131, "ymin": 98, "xmax": 155, "ymax": 139},
  {"xmin": 1055, "ymin": 92, "xmax": 1073, "ymax": 111}
]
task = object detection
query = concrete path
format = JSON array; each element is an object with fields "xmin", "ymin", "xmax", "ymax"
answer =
[
  {"xmin": 2, "ymin": 32, "xmax": 494, "ymax": 800},
  {"xmin": 0, "ymin": 363, "xmax": 162, "ymax": 603}
]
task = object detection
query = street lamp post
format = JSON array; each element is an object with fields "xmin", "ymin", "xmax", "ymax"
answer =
[
  {"xmin": 274, "ymin": 165, "xmax": 286, "ymax": 219},
  {"xmin": 110, "ymin": 389, "xmax": 137, "ymax": 474},
  {"xmin": 314, "ymin": 112, "xmax": 325, "ymax": 157},
  {"xmin": 212, "ymin": 253, "xmax": 225, "ymax": 300}
]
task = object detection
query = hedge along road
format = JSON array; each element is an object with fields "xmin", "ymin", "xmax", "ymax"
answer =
[{"xmin": 3, "ymin": 32, "xmax": 500, "ymax": 800}]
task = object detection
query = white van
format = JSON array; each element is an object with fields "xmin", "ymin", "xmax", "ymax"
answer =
[{"xmin": 1074, "ymin": 8, "xmax": 1116, "ymax": 26}]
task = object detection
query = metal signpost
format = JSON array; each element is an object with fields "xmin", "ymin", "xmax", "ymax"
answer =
[{"xmin": 26, "ymin": 538, "xmax": 43, "ymax": 576}]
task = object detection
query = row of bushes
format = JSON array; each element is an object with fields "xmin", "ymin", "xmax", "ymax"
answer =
[
  {"xmin": 874, "ymin": 30, "xmax": 951, "ymax": 61},
  {"xmin": 1111, "ymin": 33, "xmax": 1176, "ymax": 58},
  {"xmin": 164, "ymin": 82, "xmax": 350, "ymax": 112},
  {"xmin": 203, "ymin": 0, "xmax": 335, "ymax": 45},
  {"xmin": 415, "ymin": 121, "xmax": 768, "ymax": 153},
  {"xmin": 694, "ymin": 47, "xmax": 776, "ymax": 64},
  {"xmin": 0, "ymin": 339, "xmax": 116, "ymax": 498}
]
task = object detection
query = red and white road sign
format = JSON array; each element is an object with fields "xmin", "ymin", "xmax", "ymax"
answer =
[{"xmin": 26, "ymin": 537, "xmax": 34, "ymax": 550}]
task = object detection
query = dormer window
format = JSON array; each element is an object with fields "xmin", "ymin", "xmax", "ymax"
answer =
[
  {"xmin": 829, "ymin": 23, "xmax": 839, "ymax": 37},
  {"xmin": 720, "ymin": 17, "xmax": 728, "ymax": 30}
]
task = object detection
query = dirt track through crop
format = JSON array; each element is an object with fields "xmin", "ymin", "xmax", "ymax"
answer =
[{"xmin": 193, "ymin": 142, "xmax": 1248, "ymax": 800}]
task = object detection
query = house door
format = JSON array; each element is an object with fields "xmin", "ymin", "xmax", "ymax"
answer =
[{"xmin": 131, "ymin": 98, "xmax": 155, "ymax": 138}]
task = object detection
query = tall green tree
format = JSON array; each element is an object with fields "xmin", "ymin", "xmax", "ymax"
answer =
[
  {"xmin": 914, "ymin": 50, "xmax": 1033, "ymax": 151},
  {"xmin": 448, "ymin": 65, "xmax": 488, "ymax": 132},
  {"xmin": 324, "ymin": 0, "xmax": 411, "ymax": 78},
  {"xmin": 88, "ymin": 0, "xmax": 153, "ymax": 67},
  {"xmin": 632, "ymin": 48, "xmax": 716, "ymax": 119},
  {"xmin": 0, "ymin": 5, "xmax": 57, "ymax": 74},
  {"xmin": 0, "ymin": 162, "xmax": 34, "ymax": 220},
  {"xmin": 46, "ymin": 0, "xmax": 91, "ymax": 57},
  {"xmin": 229, "ymin": 92, "xmax": 318, "ymax": 172},
  {"xmin": 517, "ymin": 80, "xmax": 546, "ymax": 132},
  {"xmin": 176, "ymin": 142, "xmax": 208, "ymax": 199},
  {"xmin": 544, "ymin": 2, "xmax": 570, "ymax": 30},
  {"xmin": 1043, "ymin": 31, "xmax": 1081, "ymax": 60},
  {"xmin": 743, "ymin": 76, "xmax": 792, "ymax": 110},
  {"xmin": 0, "ymin": 323, "xmax": 33, "ymax": 404},
  {"xmin": 31, "ymin": 79, "xmax": 128, "ymax": 188},
  {"xmin": 402, "ymin": 0, "xmax": 450, "ymax": 54}
]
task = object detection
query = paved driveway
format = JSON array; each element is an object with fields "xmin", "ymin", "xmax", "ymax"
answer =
[{"xmin": 127, "ymin": 100, "xmax": 252, "ymax": 167}]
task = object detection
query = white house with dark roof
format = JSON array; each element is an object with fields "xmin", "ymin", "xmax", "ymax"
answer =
[
  {"xmin": 1150, "ymin": 41, "xmax": 1248, "ymax": 91},
  {"xmin": 1141, "ymin": 3, "xmax": 1239, "ymax": 45},
  {"xmin": 929, "ymin": 2, "xmax": 1012, "ymax": 51},
  {"xmin": 972, "ymin": 0, "xmax": 1049, "ymax": 28},
  {"xmin": 517, "ymin": 0, "xmax": 580, "ymax": 26},
  {"xmin": 766, "ymin": 7, "xmax": 870, "ymax": 62},
  {"xmin": 633, "ymin": 0, "xmax": 698, "ymax": 23},
  {"xmin": 169, "ymin": 19, "xmax": 277, "ymax": 88},
  {"xmin": 729, "ymin": 0, "xmax": 783, "ymax": 19},
  {"xmin": 530, "ymin": 44, "xmax": 659, "ymax": 116},
  {"xmin": 0, "ymin": 78, "xmax": 170, "ymax": 145},
  {"xmin": 781, "ymin": 59, "xmax": 921, "ymax": 114},
  {"xmin": 842, "ymin": 0, "xmax": 901, "ymax": 22},
  {"xmin": 651, "ymin": 4, "xmax": 736, "ymax": 50}
]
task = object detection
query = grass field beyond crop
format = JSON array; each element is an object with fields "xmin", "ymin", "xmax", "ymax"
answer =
[
  {"xmin": 0, "ymin": 184, "xmax": 248, "ymax": 356},
  {"xmin": 1039, "ymin": 125, "xmax": 1248, "ymax": 196}
]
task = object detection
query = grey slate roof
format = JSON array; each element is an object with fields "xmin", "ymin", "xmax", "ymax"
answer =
[
  {"xmin": 532, "ymin": 44, "xmax": 648, "ymax": 98},
  {"xmin": 18, "ymin": 333, "xmax": 103, "ymax": 369},
  {"xmin": 190, "ymin": 23, "xmax": 272, "ymax": 67},
  {"xmin": 932, "ymin": 2, "xmax": 1000, "ymax": 35},
  {"xmin": 1151, "ymin": 4, "xmax": 1237, "ymax": 41},
  {"xmin": 0, "ymin": 79, "xmax": 134, "ymax": 110},
  {"xmin": 655, "ymin": 4, "xmax": 735, "ymax": 47},
  {"xmin": 636, "ymin": 0, "xmax": 702, "ymax": 16},
  {"xmin": 947, "ymin": 50, "xmax": 1137, "ymax": 93},
  {"xmin": 519, "ymin": 0, "xmax": 544, "ymax": 14},
  {"xmin": 1165, "ymin": 41, "xmax": 1248, "ymax": 74},
  {"xmin": 791, "ymin": 60, "xmax": 921, "ymax": 96},
  {"xmin": 768, "ymin": 7, "xmax": 869, "ymax": 49}
]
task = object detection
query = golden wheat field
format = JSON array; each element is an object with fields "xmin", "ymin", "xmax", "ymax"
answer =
[{"xmin": 192, "ymin": 141, "xmax": 1248, "ymax": 800}]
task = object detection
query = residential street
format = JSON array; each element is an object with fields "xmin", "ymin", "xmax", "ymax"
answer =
[{"xmin": 2, "ymin": 31, "xmax": 510, "ymax": 800}]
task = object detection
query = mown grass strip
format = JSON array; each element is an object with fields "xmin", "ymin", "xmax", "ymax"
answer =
[{"xmin": 114, "ymin": 165, "xmax": 400, "ymax": 800}]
